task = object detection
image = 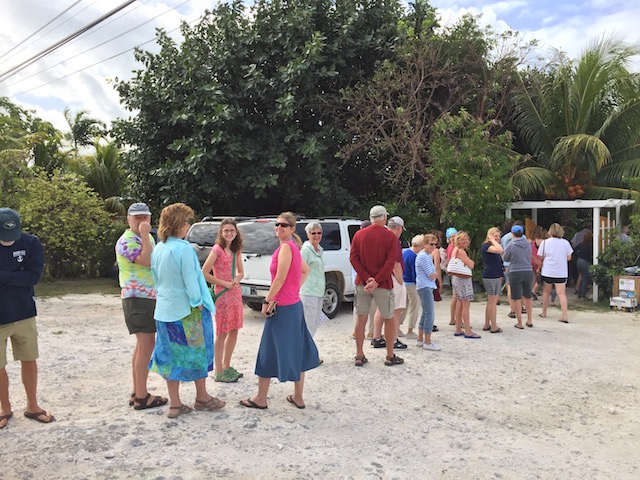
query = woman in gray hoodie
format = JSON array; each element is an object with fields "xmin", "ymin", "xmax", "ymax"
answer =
[{"xmin": 502, "ymin": 225, "xmax": 534, "ymax": 329}]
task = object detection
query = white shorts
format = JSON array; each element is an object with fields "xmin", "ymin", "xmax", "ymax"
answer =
[{"xmin": 393, "ymin": 276, "xmax": 407, "ymax": 310}]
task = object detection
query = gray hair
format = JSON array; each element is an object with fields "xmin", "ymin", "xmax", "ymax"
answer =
[{"xmin": 304, "ymin": 222, "xmax": 323, "ymax": 235}]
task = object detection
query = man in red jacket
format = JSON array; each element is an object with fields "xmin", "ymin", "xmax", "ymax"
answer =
[{"xmin": 350, "ymin": 205, "xmax": 404, "ymax": 367}]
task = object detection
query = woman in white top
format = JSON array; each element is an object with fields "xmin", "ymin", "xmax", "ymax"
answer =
[{"xmin": 539, "ymin": 223, "xmax": 574, "ymax": 323}]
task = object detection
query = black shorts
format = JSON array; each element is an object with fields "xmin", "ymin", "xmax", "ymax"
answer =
[
  {"xmin": 541, "ymin": 276, "xmax": 567, "ymax": 285},
  {"xmin": 122, "ymin": 297, "xmax": 156, "ymax": 334}
]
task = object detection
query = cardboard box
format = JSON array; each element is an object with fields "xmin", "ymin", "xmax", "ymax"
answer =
[
  {"xmin": 613, "ymin": 276, "xmax": 640, "ymax": 299},
  {"xmin": 610, "ymin": 296, "xmax": 638, "ymax": 311}
]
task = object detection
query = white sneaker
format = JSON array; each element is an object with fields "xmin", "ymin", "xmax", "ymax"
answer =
[
  {"xmin": 397, "ymin": 329, "xmax": 406, "ymax": 337},
  {"xmin": 416, "ymin": 340, "xmax": 424, "ymax": 347},
  {"xmin": 423, "ymin": 342, "xmax": 441, "ymax": 351},
  {"xmin": 405, "ymin": 332, "xmax": 418, "ymax": 339}
]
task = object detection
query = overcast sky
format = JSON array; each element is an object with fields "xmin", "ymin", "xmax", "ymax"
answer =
[{"xmin": 0, "ymin": 0, "xmax": 638, "ymax": 133}]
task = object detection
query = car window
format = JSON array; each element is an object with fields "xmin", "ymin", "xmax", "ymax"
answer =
[
  {"xmin": 186, "ymin": 223, "xmax": 219, "ymax": 246},
  {"xmin": 239, "ymin": 222, "xmax": 279, "ymax": 255},
  {"xmin": 347, "ymin": 224, "xmax": 360, "ymax": 242},
  {"xmin": 297, "ymin": 222, "xmax": 341, "ymax": 251}
]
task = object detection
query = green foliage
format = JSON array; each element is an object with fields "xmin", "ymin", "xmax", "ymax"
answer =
[
  {"xmin": 13, "ymin": 172, "xmax": 114, "ymax": 278},
  {"xmin": 113, "ymin": 0, "xmax": 403, "ymax": 215},
  {"xmin": 589, "ymin": 239, "xmax": 640, "ymax": 298},
  {"xmin": 428, "ymin": 110, "xmax": 518, "ymax": 255}
]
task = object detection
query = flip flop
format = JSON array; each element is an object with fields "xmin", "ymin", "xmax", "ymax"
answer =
[
  {"xmin": 490, "ymin": 328, "xmax": 503, "ymax": 333},
  {"xmin": 526, "ymin": 323, "xmax": 533, "ymax": 328},
  {"xmin": 239, "ymin": 398, "xmax": 268, "ymax": 410},
  {"xmin": 559, "ymin": 319, "xmax": 569, "ymax": 324},
  {"xmin": 453, "ymin": 332, "xmax": 465, "ymax": 337},
  {"xmin": 286, "ymin": 395, "xmax": 305, "ymax": 409},
  {"xmin": 514, "ymin": 324, "xmax": 524, "ymax": 329},
  {"xmin": 464, "ymin": 334, "xmax": 481, "ymax": 339},
  {"xmin": 0, "ymin": 412, "xmax": 13, "ymax": 429},
  {"xmin": 482, "ymin": 326, "xmax": 491, "ymax": 331},
  {"xmin": 538, "ymin": 314, "xmax": 546, "ymax": 318},
  {"xmin": 24, "ymin": 410, "xmax": 55, "ymax": 424}
]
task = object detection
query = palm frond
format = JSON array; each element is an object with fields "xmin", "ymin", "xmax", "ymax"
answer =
[{"xmin": 510, "ymin": 166, "xmax": 563, "ymax": 197}]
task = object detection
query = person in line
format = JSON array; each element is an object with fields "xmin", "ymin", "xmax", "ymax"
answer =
[
  {"xmin": 444, "ymin": 227, "xmax": 458, "ymax": 327},
  {"xmin": 570, "ymin": 223, "xmax": 591, "ymax": 288},
  {"xmin": 350, "ymin": 205, "xmax": 403, "ymax": 367},
  {"xmin": 620, "ymin": 226, "xmax": 631, "ymax": 242},
  {"xmin": 149, "ymin": 203, "xmax": 225, "ymax": 418},
  {"xmin": 539, "ymin": 223, "xmax": 574, "ymax": 323},
  {"xmin": 350, "ymin": 220, "xmax": 377, "ymax": 339},
  {"xmin": 0, "ymin": 208, "xmax": 54, "ymax": 428},
  {"xmin": 575, "ymin": 231, "xmax": 593, "ymax": 299},
  {"xmin": 416, "ymin": 234, "xmax": 440, "ymax": 351},
  {"xmin": 370, "ymin": 216, "xmax": 407, "ymax": 350},
  {"xmin": 240, "ymin": 212, "xmax": 319, "ymax": 409},
  {"xmin": 429, "ymin": 230, "xmax": 444, "ymax": 321},
  {"xmin": 400, "ymin": 235, "xmax": 424, "ymax": 339},
  {"xmin": 481, "ymin": 227, "xmax": 503, "ymax": 333},
  {"xmin": 300, "ymin": 221, "xmax": 328, "ymax": 364},
  {"xmin": 530, "ymin": 226, "xmax": 544, "ymax": 300},
  {"xmin": 501, "ymin": 219, "xmax": 517, "ymax": 319},
  {"xmin": 115, "ymin": 202, "xmax": 168, "ymax": 410},
  {"xmin": 503, "ymin": 225, "xmax": 534, "ymax": 329},
  {"xmin": 450, "ymin": 231, "xmax": 479, "ymax": 338},
  {"xmin": 202, "ymin": 218, "xmax": 245, "ymax": 383}
]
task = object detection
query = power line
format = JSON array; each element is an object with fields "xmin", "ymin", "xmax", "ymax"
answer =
[
  {"xmin": 3, "ymin": 0, "xmax": 192, "ymax": 90},
  {"xmin": 0, "ymin": 0, "xmax": 100, "ymax": 64},
  {"xmin": 0, "ymin": 0, "xmax": 137, "ymax": 84},
  {"xmin": 11, "ymin": 16, "xmax": 201, "ymax": 97}
]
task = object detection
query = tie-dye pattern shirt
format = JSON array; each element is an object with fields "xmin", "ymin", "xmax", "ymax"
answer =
[{"xmin": 115, "ymin": 229, "xmax": 157, "ymax": 299}]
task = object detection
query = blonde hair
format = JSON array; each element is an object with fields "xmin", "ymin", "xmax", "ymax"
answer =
[
  {"xmin": 454, "ymin": 231, "xmax": 470, "ymax": 248},
  {"xmin": 411, "ymin": 235, "xmax": 424, "ymax": 247},
  {"xmin": 278, "ymin": 211, "xmax": 302, "ymax": 247},
  {"xmin": 158, "ymin": 203, "xmax": 194, "ymax": 242},
  {"xmin": 548, "ymin": 223, "xmax": 564, "ymax": 238},
  {"xmin": 485, "ymin": 227, "xmax": 500, "ymax": 243},
  {"xmin": 423, "ymin": 233, "xmax": 437, "ymax": 245}
]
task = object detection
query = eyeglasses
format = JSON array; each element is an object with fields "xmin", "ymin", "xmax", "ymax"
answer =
[
  {"xmin": 309, "ymin": 232, "xmax": 322, "ymax": 235},
  {"xmin": 429, "ymin": 243, "xmax": 438, "ymax": 246},
  {"xmin": 274, "ymin": 222, "xmax": 291, "ymax": 228}
]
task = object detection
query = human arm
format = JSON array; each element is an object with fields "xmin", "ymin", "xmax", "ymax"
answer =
[
  {"xmin": 457, "ymin": 248, "xmax": 475, "ymax": 269},
  {"xmin": 431, "ymin": 249, "xmax": 442, "ymax": 284},
  {"xmin": 181, "ymin": 245, "xmax": 206, "ymax": 309},
  {"xmin": 0, "ymin": 236, "xmax": 44, "ymax": 287},
  {"xmin": 300, "ymin": 258, "xmax": 310, "ymax": 286},
  {"xmin": 133, "ymin": 222, "xmax": 154, "ymax": 267},
  {"xmin": 233, "ymin": 251, "xmax": 244, "ymax": 285},
  {"xmin": 487, "ymin": 238, "xmax": 503, "ymax": 254},
  {"xmin": 392, "ymin": 262, "xmax": 403, "ymax": 285},
  {"xmin": 201, "ymin": 246, "xmax": 234, "ymax": 289}
]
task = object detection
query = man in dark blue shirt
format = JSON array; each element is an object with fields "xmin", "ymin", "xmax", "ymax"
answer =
[{"xmin": 0, "ymin": 208, "xmax": 54, "ymax": 429}]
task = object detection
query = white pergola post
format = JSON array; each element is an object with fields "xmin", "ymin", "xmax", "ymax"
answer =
[{"xmin": 593, "ymin": 206, "xmax": 601, "ymax": 302}]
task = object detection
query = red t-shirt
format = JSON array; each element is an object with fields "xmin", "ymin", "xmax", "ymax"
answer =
[{"xmin": 350, "ymin": 224, "xmax": 398, "ymax": 290}]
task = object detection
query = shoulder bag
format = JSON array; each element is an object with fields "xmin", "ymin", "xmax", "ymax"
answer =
[
  {"xmin": 447, "ymin": 250, "xmax": 472, "ymax": 278},
  {"xmin": 210, "ymin": 251, "xmax": 236, "ymax": 303}
]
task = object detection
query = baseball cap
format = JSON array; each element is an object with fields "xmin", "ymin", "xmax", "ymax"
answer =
[
  {"xmin": 512, "ymin": 225, "xmax": 524, "ymax": 234},
  {"xmin": 369, "ymin": 205, "xmax": 388, "ymax": 219},
  {"xmin": 445, "ymin": 227, "xmax": 458, "ymax": 239},
  {"xmin": 128, "ymin": 202, "xmax": 152, "ymax": 216},
  {"xmin": 388, "ymin": 216, "xmax": 406, "ymax": 230},
  {"xmin": 0, "ymin": 208, "xmax": 21, "ymax": 242}
]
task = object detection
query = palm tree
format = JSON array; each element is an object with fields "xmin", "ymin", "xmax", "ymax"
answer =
[
  {"xmin": 511, "ymin": 35, "xmax": 640, "ymax": 200},
  {"xmin": 80, "ymin": 139, "xmax": 126, "ymax": 214},
  {"xmin": 63, "ymin": 107, "xmax": 105, "ymax": 158}
]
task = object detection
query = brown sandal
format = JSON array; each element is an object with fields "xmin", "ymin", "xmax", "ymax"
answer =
[
  {"xmin": 384, "ymin": 354, "xmax": 404, "ymax": 366},
  {"xmin": 134, "ymin": 393, "xmax": 168, "ymax": 410},
  {"xmin": 194, "ymin": 397, "xmax": 225, "ymax": 411},
  {"xmin": 354, "ymin": 355, "xmax": 368, "ymax": 367},
  {"xmin": 167, "ymin": 404, "xmax": 193, "ymax": 418}
]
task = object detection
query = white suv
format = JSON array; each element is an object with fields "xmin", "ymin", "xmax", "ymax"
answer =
[{"xmin": 237, "ymin": 217, "xmax": 362, "ymax": 318}]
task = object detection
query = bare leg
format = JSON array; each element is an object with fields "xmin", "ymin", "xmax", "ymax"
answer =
[
  {"xmin": 507, "ymin": 284, "xmax": 515, "ymax": 314},
  {"xmin": 355, "ymin": 314, "xmax": 367, "ymax": 358},
  {"xmin": 393, "ymin": 309, "xmax": 404, "ymax": 342},
  {"xmin": 0, "ymin": 367, "xmax": 11, "ymax": 418},
  {"xmin": 541, "ymin": 282, "xmax": 552, "ymax": 317},
  {"xmin": 449, "ymin": 293, "xmax": 458, "ymax": 325},
  {"xmin": 514, "ymin": 298, "xmax": 523, "ymax": 327},
  {"xmin": 486, "ymin": 295, "xmax": 498, "ymax": 330},
  {"xmin": 455, "ymin": 298, "xmax": 464, "ymax": 334},
  {"xmin": 133, "ymin": 332, "xmax": 156, "ymax": 399},
  {"xmin": 290, "ymin": 372, "xmax": 305, "ymax": 407},
  {"xmin": 417, "ymin": 328, "xmax": 424, "ymax": 343},
  {"xmin": 373, "ymin": 309, "xmax": 383, "ymax": 339},
  {"xmin": 525, "ymin": 297, "xmax": 533, "ymax": 325},
  {"xmin": 383, "ymin": 317, "xmax": 396, "ymax": 358},
  {"xmin": 247, "ymin": 377, "xmax": 270, "ymax": 408},
  {"xmin": 21, "ymin": 360, "xmax": 41, "ymax": 413},
  {"xmin": 214, "ymin": 331, "xmax": 228, "ymax": 374},
  {"xmin": 556, "ymin": 283, "xmax": 569, "ymax": 321},
  {"xmin": 461, "ymin": 301, "xmax": 474, "ymax": 336},
  {"xmin": 222, "ymin": 329, "xmax": 239, "ymax": 370},
  {"xmin": 167, "ymin": 380, "xmax": 182, "ymax": 407}
]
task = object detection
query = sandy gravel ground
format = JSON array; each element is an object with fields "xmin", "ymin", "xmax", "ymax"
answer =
[{"xmin": 2, "ymin": 292, "xmax": 639, "ymax": 479}]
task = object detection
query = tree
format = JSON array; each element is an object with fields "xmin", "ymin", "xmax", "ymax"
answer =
[
  {"xmin": 511, "ymin": 35, "xmax": 640, "ymax": 201},
  {"xmin": 63, "ymin": 107, "xmax": 105, "ymax": 158},
  {"xmin": 113, "ymin": 0, "xmax": 403, "ymax": 215}
]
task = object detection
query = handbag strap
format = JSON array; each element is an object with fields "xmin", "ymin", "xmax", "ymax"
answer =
[{"xmin": 211, "ymin": 250, "xmax": 237, "ymax": 301}]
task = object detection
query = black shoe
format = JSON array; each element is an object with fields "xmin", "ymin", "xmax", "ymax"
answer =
[
  {"xmin": 522, "ymin": 307, "xmax": 526, "ymax": 313},
  {"xmin": 432, "ymin": 325, "xmax": 439, "ymax": 332},
  {"xmin": 393, "ymin": 339, "xmax": 408, "ymax": 349},
  {"xmin": 371, "ymin": 338, "xmax": 386, "ymax": 348},
  {"xmin": 532, "ymin": 293, "xmax": 538, "ymax": 301}
]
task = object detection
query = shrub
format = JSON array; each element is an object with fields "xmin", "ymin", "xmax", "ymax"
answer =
[{"xmin": 589, "ymin": 239, "xmax": 640, "ymax": 298}]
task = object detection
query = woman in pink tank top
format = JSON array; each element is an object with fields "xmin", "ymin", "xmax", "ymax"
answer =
[{"xmin": 240, "ymin": 212, "xmax": 320, "ymax": 410}]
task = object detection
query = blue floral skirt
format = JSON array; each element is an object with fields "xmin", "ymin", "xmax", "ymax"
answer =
[{"xmin": 149, "ymin": 307, "xmax": 214, "ymax": 381}]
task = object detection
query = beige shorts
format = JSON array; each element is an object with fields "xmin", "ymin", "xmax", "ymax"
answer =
[
  {"xmin": 0, "ymin": 317, "xmax": 39, "ymax": 369},
  {"xmin": 355, "ymin": 285, "xmax": 395, "ymax": 319},
  {"xmin": 392, "ymin": 276, "xmax": 407, "ymax": 310}
]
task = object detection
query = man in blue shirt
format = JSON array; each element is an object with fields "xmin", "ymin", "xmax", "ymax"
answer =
[{"xmin": 0, "ymin": 208, "xmax": 54, "ymax": 428}]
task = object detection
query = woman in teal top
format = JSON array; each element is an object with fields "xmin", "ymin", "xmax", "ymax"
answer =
[
  {"xmin": 300, "ymin": 221, "xmax": 327, "ymax": 337},
  {"xmin": 149, "ymin": 203, "xmax": 225, "ymax": 418}
]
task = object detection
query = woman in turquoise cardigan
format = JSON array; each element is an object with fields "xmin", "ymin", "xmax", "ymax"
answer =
[{"xmin": 149, "ymin": 203, "xmax": 225, "ymax": 418}]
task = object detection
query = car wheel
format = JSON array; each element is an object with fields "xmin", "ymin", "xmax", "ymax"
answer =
[
  {"xmin": 322, "ymin": 281, "xmax": 341, "ymax": 319},
  {"xmin": 246, "ymin": 301, "xmax": 262, "ymax": 312}
]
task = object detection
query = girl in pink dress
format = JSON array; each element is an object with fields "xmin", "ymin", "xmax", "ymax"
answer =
[{"xmin": 202, "ymin": 218, "xmax": 244, "ymax": 382}]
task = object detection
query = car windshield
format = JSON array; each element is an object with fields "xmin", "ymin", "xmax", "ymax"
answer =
[
  {"xmin": 239, "ymin": 221, "xmax": 279, "ymax": 255},
  {"xmin": 186, "ymin": 223, "xmax": 219, "ymax": 246}
]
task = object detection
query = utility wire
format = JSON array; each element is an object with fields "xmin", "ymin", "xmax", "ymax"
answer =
[
  {"xmin": 3, "ymin": 0, "xmax": 191, "ymax": 90},
  {"xmin": 11, "ymin": 16, "xmax": 201, "ymax": 97},
  {"xmin": 1, "ymin": 0, "xmax": 100, "ymax": 64},
  {"xmin": 0, "ymin": 0, "xmax": 84, "ymax": 60},
  {"xmin": 0, "ymin": 0, "xmax": 137, "ymax": 84}
]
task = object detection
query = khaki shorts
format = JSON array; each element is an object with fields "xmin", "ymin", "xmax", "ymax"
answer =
[
  {"xmin": 392, "ymin": 276, "xmax": 407, "ymax": 310},
  {"xmin": 355, "ymin": 285, "xmax": 395, "ymax": 319},
  {"xmin": 0, "ymin": 317, "xmax": 39, "ymax": 369},
  {"xmin": 122, "ymin": 297, "xmax": 157, "ymax": 334}
]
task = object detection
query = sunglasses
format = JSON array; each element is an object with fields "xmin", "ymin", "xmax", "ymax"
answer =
[
  {"xmin": 429, "ymin": 243, "xmax": 438, "ymax": 246},
  {"xmin": 309, "ymin": 232, "xmax": 322, "ymax": 235},
  {"xmin": 274, "ymin": 222, "xmax": 291, "ymax": 228}
]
